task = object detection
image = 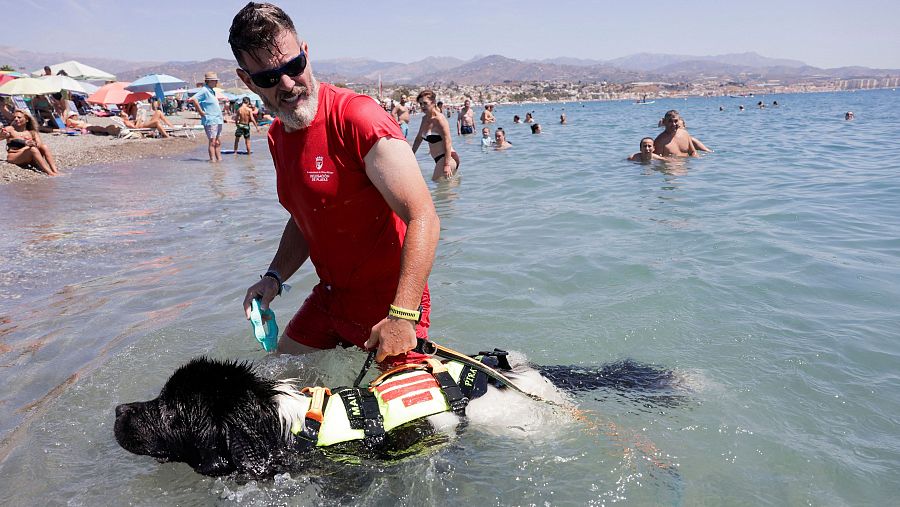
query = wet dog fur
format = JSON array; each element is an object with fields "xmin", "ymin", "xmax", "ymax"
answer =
[{"xmin": 114, "ymin": 355, "xmax": 686, "ymax": 478}]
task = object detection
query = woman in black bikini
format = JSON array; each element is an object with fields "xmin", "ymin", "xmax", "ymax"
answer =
[
  {"xmin": 1, "ymin": 109, "xmax": 58, "ymax": 176},
  {"xmin": 411, "ymin": 89, "xmax": 459, "ymax": 181}
]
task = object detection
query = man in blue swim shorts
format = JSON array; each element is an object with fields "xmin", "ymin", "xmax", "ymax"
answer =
[
  {"xmin": 189, "ymin": 71, "xmax": 225, "ymax": 162},
  {"xmin": 391, "ymin": 95, "xmax": 410, "ymax": 138}
]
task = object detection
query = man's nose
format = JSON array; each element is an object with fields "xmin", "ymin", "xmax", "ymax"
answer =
[{"xmin": 277, "ymin": 73, "xmax": 296, "ymax": 91}]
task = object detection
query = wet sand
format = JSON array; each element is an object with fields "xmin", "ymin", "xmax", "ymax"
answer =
[{"xmin": 1, "ymin": 114, "xmax": 253, "ymax": 185}]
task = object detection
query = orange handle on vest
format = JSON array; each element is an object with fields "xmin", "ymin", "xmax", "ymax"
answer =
[{"xmin": 300, "ymin": 386, "xmax": 331, "ymax": 423}]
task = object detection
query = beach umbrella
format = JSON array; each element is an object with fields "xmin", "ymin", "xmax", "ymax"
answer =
[
  {"xmin": 0, "ymin": 74, "xmax": 16, "ymax": 86},
  {"xmin": 79, "ymin": 81, "xmax": 100, "ymax": 94},
  {"xmin": 233, "ymin": 92, "xmax": 263, "ymax": 108},
  {"xmin": 0, "ymin": 77, "xmax": 56, "ymax": 96},
  {"xmin": 86, "ymin": 81, "xmax": 152, "ymax": 105},
  {"xmin": 38, "ymin": 75, "xmax": 91, "ymax": 94},
  {"xmin": 30, "ymin": 60, "xmax": 116, "ymax": 81},
  {"xmin": 0, "ymin": 70, "xmax": 28, "ymax": 77},
  {"xmin": 125, "ymin": 74, "xmax": 187, "ymax": 105},
  {"xmin": 234, "ymin": 91, "xmax": 262, "ymax": 102}
]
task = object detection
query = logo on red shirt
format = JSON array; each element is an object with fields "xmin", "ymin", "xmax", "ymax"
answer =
[{"xmin": 308, "ymin": 155, "xmax": 333, "ymax": 182}]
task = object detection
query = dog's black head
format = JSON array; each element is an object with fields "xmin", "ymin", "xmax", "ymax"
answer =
[{"xmin": 114, "ymin": 357, "xmax": 293, "ymax": 477}]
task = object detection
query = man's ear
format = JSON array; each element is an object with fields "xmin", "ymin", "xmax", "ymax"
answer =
[{"xmin": 236, "ymin": 68, "xmax": 253, "ymax": 89}]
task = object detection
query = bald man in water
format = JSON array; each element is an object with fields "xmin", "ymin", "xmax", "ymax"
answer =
[{"xmin": 654, "ymin": 110, "xmax": 697, "ymax": 158}]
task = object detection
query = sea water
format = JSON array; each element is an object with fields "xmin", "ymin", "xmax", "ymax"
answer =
[{"xmin": 0, "ymin": 89, "xmax": 898, "ymax": 506}]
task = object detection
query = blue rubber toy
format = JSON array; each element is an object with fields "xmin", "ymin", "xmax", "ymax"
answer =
[{"xmin": 249, "ymin": 298, "xmax": 278, "ymax": 352}]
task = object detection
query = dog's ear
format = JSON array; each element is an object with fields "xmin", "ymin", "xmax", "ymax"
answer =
[{"xmin": 224, "ymin": 421, "xmax": 271, "ymax": 476}]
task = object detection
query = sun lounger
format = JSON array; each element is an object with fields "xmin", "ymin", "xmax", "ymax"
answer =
[
  {"xmin": 52, "ymin": 113, "xmax": 82, "ymax": 135},
  {"xmin": 109, "ymin": 116, "xmax": 202, "ymax": 139}
]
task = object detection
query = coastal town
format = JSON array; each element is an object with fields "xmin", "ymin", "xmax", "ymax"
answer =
[{"xmin": 351, "ymin": 74, "xmax": 900, "ymax": 106}]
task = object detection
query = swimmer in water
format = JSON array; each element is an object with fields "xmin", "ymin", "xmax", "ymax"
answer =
[
  {"xmin": 845, "ymin": 111, "xmax": 854, "ymax": 120},
  {"xmin": 412, "ymin": 90, "xmax": 460, "ymax": 181},
  {"xmin": 481, "ymin": 127, "xmax": 494, "ymax": 147},
  {"xmin": 494, "ymin": 127, "xmax": 512, "ymax": 149},
  {"xmin": 530, "ymin": 123, "xmax": 541, "ymax": 134},
  {"xmin": 629, "ymin": 137, "xmax": 665, "ymax": 162},
  {"xmin": 678, "ymin": 119, "xmax": 712, "ymax": 153},
  {"xmin": 560, "ymin": 112, "xmax": 567, "ymax": 124},
  {"xmin": 654, "ymin": 110, "xmax": 698, "ymax": 158}
]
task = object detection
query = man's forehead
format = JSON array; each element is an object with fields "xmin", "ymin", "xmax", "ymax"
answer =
[{"xmin": 241, "ymin": 31, "xmax": 302, "ymax": 68}]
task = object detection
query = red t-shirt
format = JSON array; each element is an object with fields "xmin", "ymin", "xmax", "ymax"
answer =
[{"xmin": 268, "ymin": 83, "xmax": 411, "ymax": 294}]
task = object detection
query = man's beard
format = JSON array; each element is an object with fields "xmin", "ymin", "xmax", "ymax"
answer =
[{"xmin": 261, "ymin": 75, "xmax": 319, "ymax": 131}]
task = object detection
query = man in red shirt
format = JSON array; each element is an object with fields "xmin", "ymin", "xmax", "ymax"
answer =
[{"xmin": 229, "ymin": 3, "xmax": 440, "ymax": 363}]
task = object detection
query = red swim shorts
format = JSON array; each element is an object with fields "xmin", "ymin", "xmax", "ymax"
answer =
[{"xmin": 284, "ymin": 282, "xmax": 431, "ymax": 363}]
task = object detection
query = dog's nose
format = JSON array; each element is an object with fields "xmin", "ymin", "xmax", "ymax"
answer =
[{"xmin": 115, "ymin": 404, "xmax": 131, "ymax": 418}]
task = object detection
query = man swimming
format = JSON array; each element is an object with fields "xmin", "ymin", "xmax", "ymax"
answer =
[
  {"xmin": 629, "ymin": 137, "xmax": 665, "ymax": 162},
  {"xmin": 653, "ymin": 110, "xmax": 698, "ymax": 158}
]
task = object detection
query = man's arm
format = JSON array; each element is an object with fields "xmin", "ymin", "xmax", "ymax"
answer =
[
  {"xmin": 188, "ymin": 97, "xmax": 204, "ymax": 119},
  {"xmin": 686, "ymin": 133, "xmax": 699, "ymax": 157},
  {"xmin": 456, "ymin": 112, "xmax": 462, "ymax": 135},
  {"xmin": 242, "ymin": 218, "xmax": 310, "ymax": 319},
  {"xmin": 362, "ymin": 137, "xmax": 440, "ymax": 361}
]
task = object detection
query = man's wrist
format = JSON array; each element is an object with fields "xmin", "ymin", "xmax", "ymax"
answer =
[
  {"xmin": 262, "ymin": 270, "xmax": 283, "ymax": 296},
  {"xmin": 388, "ymin": 304, "xmax": 422, "ymax": 324}
]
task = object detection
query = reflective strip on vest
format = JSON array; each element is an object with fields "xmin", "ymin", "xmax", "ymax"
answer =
[
  {"xmin": 374, "ymin": 369, "xmax": 452, "ymax": 431},
  {"xmin": 306, "ymin": 358, "xmax": 477, "ymax": 447}
]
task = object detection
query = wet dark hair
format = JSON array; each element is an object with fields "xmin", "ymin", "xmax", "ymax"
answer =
[
  {"xmin": 664, "ymin": 109, "xmax": 680, "ymax": 121},
  {"xmin": 530, "ymin": 123, "xmax": 541, "ymax": 133},
  {"xmin": 228, "ymin": 2, "xmax": 297, "ymax": 68},
  {"xmin": 416, "ymin": 90, "xmax": 436, "ymax": 104},
  {"xmin": 640, "ymin": 137, "xmax": 654, "ymax": 145}
]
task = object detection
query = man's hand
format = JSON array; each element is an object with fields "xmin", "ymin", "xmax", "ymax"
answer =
[
  {"xmin": 242, "ymin": 276, "xmax": 280, "ymax": 320},
  {"xmin": 365, "ymin": 317, "xmax": 417, "ymax": 362}
]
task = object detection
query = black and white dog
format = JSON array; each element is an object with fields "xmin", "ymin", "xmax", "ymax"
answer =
[{"xmin": 114, "ymin": 353, "xmax": 686, "ymax": 478}]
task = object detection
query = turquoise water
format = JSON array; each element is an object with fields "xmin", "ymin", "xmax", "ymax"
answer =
[{"xmin": 1, "ymin": 89, "xmax": 899, "ymax": 505}]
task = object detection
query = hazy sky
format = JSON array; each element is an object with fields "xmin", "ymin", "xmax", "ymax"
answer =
[{"xmin": 7, "ymin": 0, "xmax": 900, "ymax": 69}]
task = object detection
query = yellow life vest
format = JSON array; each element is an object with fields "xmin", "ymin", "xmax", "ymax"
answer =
[{"xmin": 289, "ymin": 357, "xmax": 477, "ymax": 447}]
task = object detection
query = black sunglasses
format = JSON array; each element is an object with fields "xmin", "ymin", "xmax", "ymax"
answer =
[{"xmin": 243, "ymin": 51, "xmax": 307, "ymax": 88}]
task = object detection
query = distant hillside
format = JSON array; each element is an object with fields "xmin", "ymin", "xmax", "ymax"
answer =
[
  {"xmin": 117, "ymin": 58, "xmax": 240, "ymax": 88},
  {"xmin": 609, "ymin": 51, "xmax": 807, "ymax": 72},
  {"xmin": 3, "ymin": 46, "xmax": 898, "ymax": 89},
  {"xmin": 414, "ymin": 55, "xmax": 643, "ymax": 84},
  {"xmin": 0, "ymin": 45, "xmax": 159, "ymax": 76},
  {"xmin": 365, "ymin": 56, "xmax": 467, "ymax": 84}
]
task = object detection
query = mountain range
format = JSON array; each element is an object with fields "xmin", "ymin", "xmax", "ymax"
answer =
[{"xmin": 2, "ymin": 46, "xmax": 897, "ymax": 88}]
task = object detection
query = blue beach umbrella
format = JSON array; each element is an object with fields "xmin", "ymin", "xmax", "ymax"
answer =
[
  {"xmin": 234, "ymin": 91, "xmax": 262, "ymax": 106},
  {"xmin": 125, "ymin": 74, "xmax": 187, "ymax": 105}
]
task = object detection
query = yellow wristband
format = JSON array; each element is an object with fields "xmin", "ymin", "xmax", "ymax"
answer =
[{"xmin": 388, "ymin": 304, "xmax": 421, "ymax": 323}]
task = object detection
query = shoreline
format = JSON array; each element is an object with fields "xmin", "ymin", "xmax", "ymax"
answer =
[{"xmin": 1, "ymin": 115, "xmax": 252, "ymax": 186}]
